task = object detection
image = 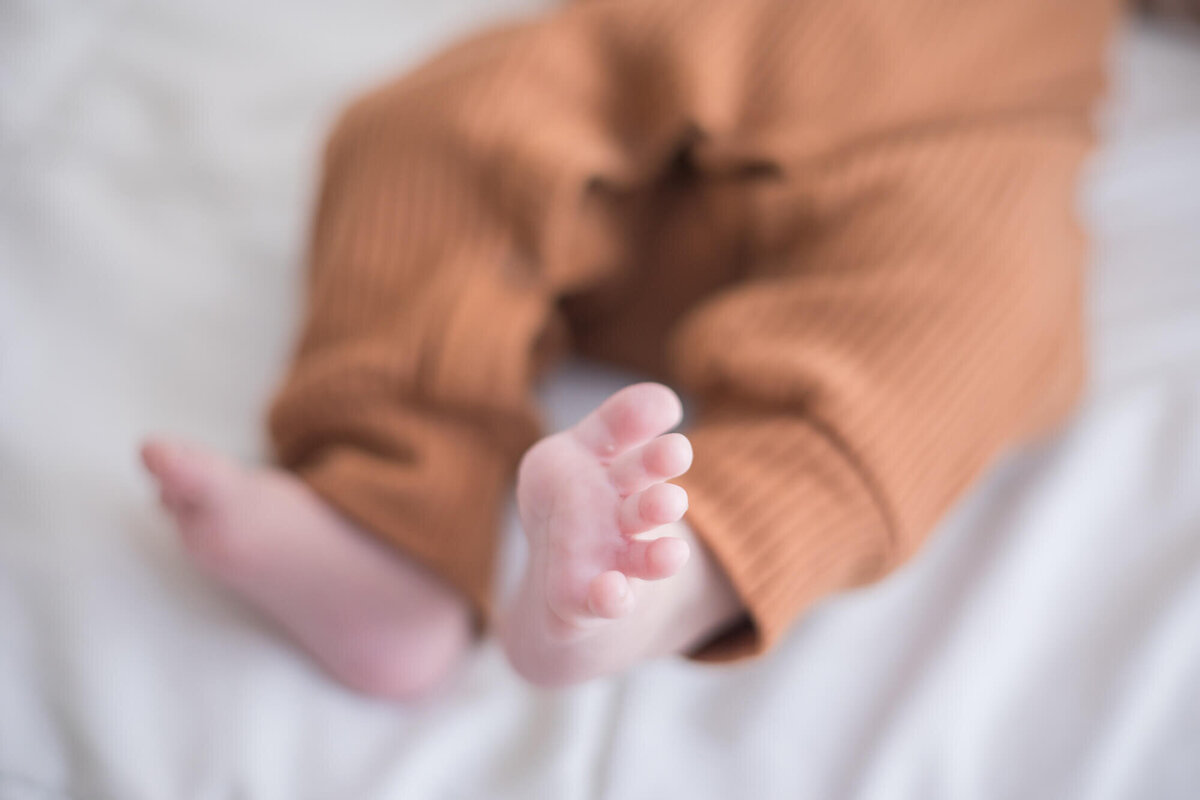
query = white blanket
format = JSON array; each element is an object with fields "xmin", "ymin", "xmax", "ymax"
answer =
[{"xmin": 2, "ymin": 3, "xmax": 1198, "ymax": 797}]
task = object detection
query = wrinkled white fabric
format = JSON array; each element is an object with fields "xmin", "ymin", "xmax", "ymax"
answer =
[{"xmin": 1, "ymin": 3, "xmax": 1197, "ymax": 798}]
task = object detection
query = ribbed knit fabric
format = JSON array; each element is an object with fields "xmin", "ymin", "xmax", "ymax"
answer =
[{"xmin": 269, "ymin": 0, "xmax": 1119, "ymax": 659}]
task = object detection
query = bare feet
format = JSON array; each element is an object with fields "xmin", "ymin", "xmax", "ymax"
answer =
[
  {"xmin": 499, "ymin": 383, "xmax": 743, "ymax": 687},
  {"xmin": 140, "ymin": 438, "xmax": 472, "ymax": 700}
]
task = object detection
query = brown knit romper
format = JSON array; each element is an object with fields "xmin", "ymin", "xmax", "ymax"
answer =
[{"xmin": 268, "ymin": 0, "xmax": 1119, "ymax": 660}]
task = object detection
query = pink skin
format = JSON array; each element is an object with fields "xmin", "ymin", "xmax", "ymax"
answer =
[
  {"xmin": 140, "ymin": 382, "xmax": 743, "ymax": 698},
  {"xmin": 500, "ymin": 382, "xmax": 743, "ymax": 687},
  {"xmin": 140, "ymin": 439, "xmax": 472, "ymax": 700}
]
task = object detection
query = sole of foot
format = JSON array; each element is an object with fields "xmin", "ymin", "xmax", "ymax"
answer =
[{"xmin": 499, "ymin": 383, "xmax": 741, "ymax": 687}]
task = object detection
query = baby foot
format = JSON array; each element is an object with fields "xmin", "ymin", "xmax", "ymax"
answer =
[
  {"xmin": 500, "ymin": 383, "xmax": 742, "ymax": 687},
  {"xmin": 140, "ymin": 438, "xmax": 472, "ymax": 700}
]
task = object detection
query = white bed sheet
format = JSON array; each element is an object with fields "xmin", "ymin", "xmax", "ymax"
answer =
[{"xmin": 1, "ymin": 3, "xmax": 1198, "ymax": 798}]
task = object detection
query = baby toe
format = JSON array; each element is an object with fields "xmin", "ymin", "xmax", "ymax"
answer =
[
  {"xmin": 620, "ymin": 536, "xmax": 690, "ymax": 580},
  {"xmin": 608, "ymin": 433, "xmax": 693, "ymax": 496},
  {"xmin": 573, "ymin": 383, "xmax": 684, "ymax": 460},
  {"xmin": 587, "ymin": 571, "xmax": 635, "ymax": 618},
  {"xmin": 617, "ymin": 483, "xmax": 688, "ymax": 535}
]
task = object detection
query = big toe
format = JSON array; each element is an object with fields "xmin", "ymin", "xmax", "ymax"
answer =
[
  {"xmin": 574, "ymin": 382, "xmax": 685, "ymax": 458},
  {"xmin": 140, "ymin": 437, "xmax": 239, "ymax": 515}
]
